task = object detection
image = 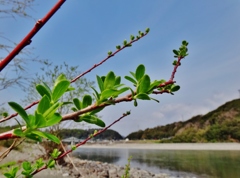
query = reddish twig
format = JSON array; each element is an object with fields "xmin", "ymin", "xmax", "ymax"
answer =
[
  {"xmin": 0, "ymin": 55, "xmax": 184, "ymax": 140},
  {"xmin": 0, "ymin": 0, "xmax": 66, "ymax": 72},
  {"xmin": 31, "ymin": 112, "xmax": 130, "ymax": 176},
  {"xmin": 0, "ymin": 32, "xmax": 148, "ymax": 123},
  {"xmin": 71, "ymin": 33, "xmax": 148, "ymax": 83}
]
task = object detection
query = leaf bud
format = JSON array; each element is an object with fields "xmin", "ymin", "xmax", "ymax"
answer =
[
  {"xmin": 130, "ymin": 35, "xmax": 135, "ymax": 41},
  {"xmin": 145, "ymin": 28, "xmax": 150, "ymax": 33},
  {"xmin": 123, "ymin": 39, "xmax": 128, "ymax": 46},
  {"xmin": 108, "ymin": 51, "xmax": 112, "ymax": 56},
  {"xmin": 116, "ymin": 45, "xmax": 121, "ymax": 50}
]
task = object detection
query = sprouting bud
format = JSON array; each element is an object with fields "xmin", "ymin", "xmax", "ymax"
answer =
[
  {"xmin": 123, "ymin": 39, "xmax": 128, "ymax": 46},
  {"xmin": 130, "ymin": 35, "xmax": 135, "ymax": 41},
  {"xmin": 134, "ymin": 100, "xmax": 138, "ymax": 107},
  {"xmin": 108, "ymin": 51, "xmax": 112, "ymax": 56},
  {"xmin": 138, "ymin": 31, "xmax": 142, "ymax": 35},
  {"xmin": 145, "ymin": 28, "xmax": 150, "ymax": 33},
  {"xmin": 116, "ymin": 45, "xmax": 121, "ymax": 50},
  {"xmin": 136, "ymin": 36, "xmax": 140, "ymax": 39},
  {"xmin": 126, "ymin": 111, "xmax": 131, "ymax": 115},
  {"xmin": 140, "ymin": 32, "xmax": 144, "ymax": 37}
]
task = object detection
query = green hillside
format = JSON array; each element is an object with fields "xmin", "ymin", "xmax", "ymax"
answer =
[{"xmin": 126, "ymin": 99, "xmax": 240, "ymax": 142}]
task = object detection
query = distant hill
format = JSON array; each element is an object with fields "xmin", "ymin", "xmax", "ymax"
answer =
[
  {"xmin": 59, "ymin": 128, "xmax": 123, "ymax": 140},
  {"xmin": 126, "ymin": 99, "xmax": 240, "ymax": 142}
]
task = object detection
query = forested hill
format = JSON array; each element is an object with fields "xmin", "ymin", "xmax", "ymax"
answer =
[
  {"xmin": 59, "ymin": 128, "xmax": 123, "ymax": 140},
  {"xmin": 126, "ymin": 99, "xmax": 240, "ymax": 142}
]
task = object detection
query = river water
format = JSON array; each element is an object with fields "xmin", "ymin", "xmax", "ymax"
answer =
[{"xmin": 73, "ymin": 147, "xmax": 240, "ymax": 178}]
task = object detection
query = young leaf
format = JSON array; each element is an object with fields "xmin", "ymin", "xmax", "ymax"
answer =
[
  {"xmin": 82, "ymin": 95, "xmax": 92, "ymax": 108},
  {"xmin": 54, "ymin": 74, "xmax": 67, "ymax": 87},
  {"xmin": 45, "ymin": 113, "xmax": 62, "ymax": 127},
  {"xmin": 8, "ymin": 102, "xmax": 30, "ymax": 126},
  {"xmin": 115, "ymin": 76, "xmax": 121, "ymax": 85},
  {"xmin": 52, "ymin": 80, "xmax": 70, "ymax": 102},
  {"xmin": 136, "ymin": 75, "xmax": 151, "ymax": 94},
  {"xmin": 22, "ymin": 161, "xmax": 32, "ymax": 171},
  {"xmin": 96, "ymin": 75, "xmax": 104, "ymax": 92},
  {"xmin": 43, "ymin": 102, "xmax": 62, "ymax": 120},
  {"xmin": 37, "ymin": 95, "xmax": 51, "ymax": 114},
  {"xmin": 13, "ymin": 128, "xmax": 25, "ymax": 137},
  {"xmin": 135, "ymin": 93, "xmax": 151, "ymax": 100},
  {"xmin": 124, "ymin": 76, "xmax": 137, "ymax": 85},
  {"xmin": 31, "ymin": 130, "xmax": 60, "ymax": 144},
  {"xmin": 103, "ymin": 71, "xmax": 116, "ymax": 89},
  {"xmin": 171, "ymin": 85, "xmax": 180, "ymax": 92},
  {"xmin": 36, "ymin": 84, "xmax": 52, "ymax": 99},
  {"xmin": 28, "ymin": 115, "xmax": 36, "ymax": 129},
  {"xmin": 73, "ymin": 98, "xmax": 81, "ymax": 110},
  {"xmin": 47, "ymin": 159, "xmax": 56, "ymax": 168},
  {"xmin": 81, "ymin": 115, "xmax": 105, "ymax": 127},
  {"xmin": 91, "ymin": 87, "xmax": 100, "ymax": 101},
  {"xmin": 35, "ymin": 112, "xmax": 47, "ymax": 128},
  {"xmin": 135, "ymin": 64, "xmax": 145, "ymax": 81}
]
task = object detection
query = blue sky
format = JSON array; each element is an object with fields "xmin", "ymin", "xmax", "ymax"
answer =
[{"xmin": 1, "ymin": 1, "xmax": 240, "ymax": 136}]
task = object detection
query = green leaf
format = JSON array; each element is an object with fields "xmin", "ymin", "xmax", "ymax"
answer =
[
  {"xmin": 8, "ymin": 102, "xmax": 30, "ymax": 126},
  {"xmin": 96, "ymin": 75, "xmax": 104, "ymax": 92},
  {"xmin": 28, "ymin": 115, "xmax": 36, "ymax": 129},
  {"xmin": 81, "ymin": 115, "xmax": 105, "ymax": 127},
  {"xmin": 135, "ymin": 93, "xmax": 151, "ymax": 100},
  {"xmin": 173, "ymin": 49, "xmax": 179, "ymax": 55},
  {"xmin": 22, "ymin": 162, "xmax": 32, "ymax": 171},
  {"xmin": 32, "ymin": 130, "xmax": 60, "ymax": 144},
  {"xmin": 135, "ymin": 64, "xmax": 145, "ymax": 81},
  {"xmin": 103, "ymin": 71, "xmax": 116, "ymax": 89},
  {"xmin": 25, "ymin": 133, "xmax": 42, "ymax": 142},
  {"xmin": 91, "ymin": 87, "xmax": 100, "ymax": 100},
  {"xmin": 36, "ymin": 84, "xmax": 51, "ymax": 99},
  {"xmin": 45, "ymin": 113, "xmax": 62, "ymax": 127},
  {"xmin": 101, "ymin": 89, "xmax": 117, "ymax": 100},
  {"xmin": 82, "ymin": 95, "xmax": 92, "ymax": 108},
  {"xmin": 136, "ymin": 75, "xmax": 151, "ymax": 94},
  {"xmin": 35, "ymin": 112, "xmax": 46, "ymax": 128},
  {"xmin": 73, "ymin": 98, "xmax": 81, "ymax": 110},
  {"xmin": 171, "ymin": 85, "xmax": 180, "ymax": 92},
  {"xmin": 47, "ymin": 159, "xmax": 55, "ymax": 168},
  {"xmin": 43, "ymin": 102, "xmax": 62, "ymax": 120},
  {"xmin": 54, "ymin": 74, "xmax": 67, "ymax": 87},
  {"xmin": 13, "ymin": 128, "xmax": 25, "ymax": 137},
  {"xmin": 129, "ymin": 71, "xmax": 135, "ymax": 78},
  {"xmin": 35, "ymin": 158, "xmax": 44, "ymax": 169},
  {"xmin": 52, "ymin": 80, "xmax": 70, "ymax": 102},
  {"xmin": 115, "ymin": 76, "xmax": 121, "ymax": 85},
  {"xmin": 149, "ymin": 80, "xmax": 162, "ymax": 92},
  {"xmin": 37, "ymin": 95, "xmax": 51, "ymax": 114},
  {"xmin": 124, "ymin": 76, "xmax": 137, "ymax": 85}
]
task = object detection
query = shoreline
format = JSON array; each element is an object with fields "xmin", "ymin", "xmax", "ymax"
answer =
[{"xmin": 79, "ymin": 142, "xmax": 240, "ymax": 150}]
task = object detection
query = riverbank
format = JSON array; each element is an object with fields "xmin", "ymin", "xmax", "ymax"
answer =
[
  {"xmin": 1, "ymin": 142, "xmax": 240, "ymax": 177},
  {"xmin": 79, "ymin": 142, "xmax": 240, "ymax": 150}
]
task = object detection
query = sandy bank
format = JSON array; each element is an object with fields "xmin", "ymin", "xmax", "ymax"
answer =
[{"xmin": 79, "ymin": 142, "xmax": 240, "ymax": 150}]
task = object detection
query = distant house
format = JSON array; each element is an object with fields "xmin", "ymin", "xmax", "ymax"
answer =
[{"xmin": 62, "ymin": 137, "xmax": 81, "ymax": 145}]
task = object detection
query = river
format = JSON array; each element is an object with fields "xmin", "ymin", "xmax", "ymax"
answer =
[{"xmin": 72, "ymin": 144, "xmax": 240, "ymax": 178}]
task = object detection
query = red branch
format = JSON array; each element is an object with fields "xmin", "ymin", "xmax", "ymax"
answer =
[
  {"xmin": 0, "ymin": 32, "xmax": 149, "ymax": 124},
  {"xmin": 0, "ymin": 0, "xmax": 66, "ymax": 72},
  {"xmin": 31, "ymin": 113, "xmax": 129, "ymax": 176},
  {"xmin": 0, "ymin": 55, "xmax": 185, "ymax": 139}
]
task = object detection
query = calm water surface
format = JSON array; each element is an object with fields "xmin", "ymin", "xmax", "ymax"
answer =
[{"xmin": 73, "ymin": 147, "xmax": 240, "ymax": 178}]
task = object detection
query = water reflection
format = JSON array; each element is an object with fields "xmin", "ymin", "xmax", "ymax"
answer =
[{"xmin": 73, "ymin": 148, "xmax": 240, "ymax": 178}]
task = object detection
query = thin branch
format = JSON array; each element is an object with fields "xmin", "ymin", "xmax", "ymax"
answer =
[
  {"xmin": 31, "ymin": 112, "xmax": 130, "ymax": 176},
  {"xmin": 0, "ymin": 55, "xmax": 185, "ymax": 139},
  {"xmin": 0, "ymin": 0, "xmax": 66, "ymax": 72},
  {"xmin": 0, "ymin": 31, "xmax": 149, "ymax": 123}
]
